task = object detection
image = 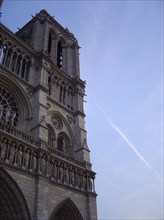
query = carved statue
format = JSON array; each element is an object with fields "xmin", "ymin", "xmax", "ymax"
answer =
[
  {"xmin": 32, "ymin": 152, "xmax": 37, "ymax": 171},
  {"xmin": 65, "ymin": 168, "xmax": 69, "ymax": 184},
  {"xmin": 53, "ymin": 161, "xmax": 58, "ymax": 179},
  {"xmin": 9, "ymin": 142, "xmax": 16, "ymax": 163},
  {"xmin": 70, "ymin": 170, "xmax": 75, "ymax": 186},
  {"xmin": 24, "ymin": 149, "xmax": 30, "ymax": 169},
  {"xmin": 47, "ymin": 158, "xmax": 51, "ymax": 177},
  {"xmin": 88, "ymin": 178, "xmax": 93, "ymax": 192},
  {"xmin": 59, "ymin": 165, "xmax": 64, "ymax": 182},
  {"xmin": 76, "ymin": 173, "xmax": 81, "ymax": 188},
  {"xmin": 82, "ymin": 175, "xmax": 86, "ymax": 190},
  {"xmin": 10, "ymin": 111, "xmax": 16, "ymax": 126},
  {"xmin": 0, "ymin": 104, "xmax": 4, "ymax": 120},
  {"xmin": 4, "ymin": 107, "xmax": 11, "ymax": 123},
  {"xmin": 17, "ymin": 146, "xmax": 23, "ymax": 166},
  {"xmin": 41, "ymin": 155, "xmax": 46, "ymax": 175},
  {"xmin": 0, "ymin": 138, "xmax": 8, "ymax": 160}
]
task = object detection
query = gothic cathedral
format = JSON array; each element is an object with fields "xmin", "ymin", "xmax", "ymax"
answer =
[{"xmin": 0, "ymin": 10, "xmax": 97, "ymax": 220}]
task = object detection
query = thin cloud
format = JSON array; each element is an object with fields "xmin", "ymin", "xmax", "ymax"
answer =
[{"xmin": 95, "ymin": 102, "xmax": 163, "ymax": 185}]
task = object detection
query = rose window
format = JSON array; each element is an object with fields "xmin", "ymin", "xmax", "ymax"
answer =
[
  {"xmin": 0, "ymin": 86, "xmax": 19, "ymax": 126},
  {"xmin": 51, "ymin": 115, "xmax": 63, "ymax": 130}
]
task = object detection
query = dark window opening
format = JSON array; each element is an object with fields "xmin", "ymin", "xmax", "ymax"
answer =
[
  {"xmin": 48, "ymin": 33, "xmax": 52, "ymax": 54},
  {"xmin": 57, "ymin": 138, "xmax": 63, "ymax": 151},
  {"xmin": 57, "ymin": 41, "xmax": 62, "ymax": 69}
]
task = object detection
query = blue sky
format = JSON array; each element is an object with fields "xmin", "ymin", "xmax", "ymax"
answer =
[{"xmin": 1, "ymin": 1, "xmax": 163, "ymax": 219}]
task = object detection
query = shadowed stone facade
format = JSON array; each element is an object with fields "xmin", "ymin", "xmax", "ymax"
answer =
[{"xmin": 0, "ymin": 10, "xmax": 97, "ymax": 220}]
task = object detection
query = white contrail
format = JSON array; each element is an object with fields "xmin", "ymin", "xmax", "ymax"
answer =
[
  {"xmin": 109, "ymin": 121, "xmax": 152, "ymax": 169},
  {"xmin": 95, "ymin": 102, "xmax": 163, "ymax": 183}
]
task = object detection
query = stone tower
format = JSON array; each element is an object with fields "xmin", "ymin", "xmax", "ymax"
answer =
[{"xmin": 0, "ymin": 10, "xmax": 97, "ymax": 220}]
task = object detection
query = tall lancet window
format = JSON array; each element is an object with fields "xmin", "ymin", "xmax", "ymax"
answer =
[
  {"xmin": 57, "ymin": 41, "xmax": 62, "ymax": 69},
  {"xmin": 48, "ymin": 33, "xmax": 52, "ymax": 54}
]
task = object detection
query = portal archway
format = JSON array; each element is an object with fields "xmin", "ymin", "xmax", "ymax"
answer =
[
  {"xmin": 49, "ymin": 198, "xmax": 83, "ymax": 220},
  {"xmin": 0, "ymin": 168, "xmax": 31, "ymax": 220}
]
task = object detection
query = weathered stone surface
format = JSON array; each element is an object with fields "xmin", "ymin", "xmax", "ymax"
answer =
[{"xmin": 0, "ymin": 9, "xmax": 97, "ymax": 220}]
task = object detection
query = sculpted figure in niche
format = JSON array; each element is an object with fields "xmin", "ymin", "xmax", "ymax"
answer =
[
  {"xmin": 41, "ymin": 155, "xmax": 46, "ymax": 175},
  {"xmin": 17, "ymin": 146, "xmax": 23, "ymax": 166},
  {"xmin": 32, "ymin": 152, "xmax": 37, "ymax": 171},
  {"xmin": 59, "ymin": 165, "xmax": 64, "ymax": 182},
  {"xmin": 24, "ymin": 149, "xmax": 30, "ymax": 169},
  {"xmin": 53, "ymin": 161, "xmax": 58, "ymax": 179},
  {"xmin": 0, "ymin": 104, "xmax": 4, "ymax": 120},
  {"xmin": 82, "ymin": 174, "xmax": 86, "ymax": 190},
  {"xmin": 88, "ymin": 178, "xmax": 93, "ymax": 192},
  {"xmin": 0, "ymin": 138, "xmax": 8, "ymax": 160},
  {"xmin": 10, "ymin": 111, "xmax": 17, "ymax": 126},
  {"xmin": 76, "ymin": 172, "xmax": 81, "ymax": 188},
  {"xmin": 65, "ymin": 167, "xmax": 69, "ymax": 184},
  {"xmin": 4, "ymin": 107, "xmax": 11, "ymax": 123},
  {"xmin": 47, "ymin": 157, "xmax": 51, "ymax": 177},
  {"xmin": 9, "ymin": 142, "xmax": 16, "ymax": 163},
  {"xmin": 70, "ymin": 170, "xmax": 75, "ymax": 186}
]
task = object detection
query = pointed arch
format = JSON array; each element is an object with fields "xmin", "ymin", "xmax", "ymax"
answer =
[
  {"xmin": 47, "ymin": 110, "xmax": 75, "ymax": 145},
  {"xmin": 0, "ymin": 167, "xmax": 31, "ymax": 220},
  {"xmin": 47, "ymin": 124, "xmax": 56, "ymax": 148},
  {"xmin": 56, "ymin": 36, "xmax": 67, "ymax": 69},
  {"xmin": 0, "ymin": 71, "xmax": 33, "ymax": 131},
  {"xmin": 49, "ymin": 198, "xmax": 83, "ymax": 220}
]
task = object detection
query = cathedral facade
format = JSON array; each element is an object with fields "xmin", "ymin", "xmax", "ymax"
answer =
[{"xmin": 0, "ymin": 10, "xmax": 97, "ymax": 220}]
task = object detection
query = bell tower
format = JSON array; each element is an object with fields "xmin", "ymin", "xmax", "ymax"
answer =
[{"xmin": 0, "ymin": 9, "xmax": 97, "ymax": 220}]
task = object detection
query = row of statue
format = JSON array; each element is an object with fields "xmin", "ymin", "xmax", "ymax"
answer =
[
  {"xmin": 0, "ymin": 104, "xmax": 17, "ymax": 126},
  {"xmin": 0, "ymin": 137, "xmax": 94, "ymax": 192}
]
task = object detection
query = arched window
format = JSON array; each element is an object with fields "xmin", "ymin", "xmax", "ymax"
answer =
[
  {"xmin": 57, "ymin": 137, "xmax": 63, "ymax": 151},
  {"xmin": 21, "ymin": 59, "xmax": 26, "ymax": 78},
  {"xmin": 47, "ymin": 124, "xmax": 56, "ymax": 149},
  {"xmin": 25, "ymin": 60, "xmax": 30, "ymax": 81},
  {"xmin": 48, "ymin": 32, "xmax": 52, "ymax": 54},
  {"xmin": 48, "ymin": 74, "xmax": 52, "ymax": 96},
  {"xmin": 15, "ymin": 54, "xmax": 21, "ymax": 75},
  {"xmin": 57, "ymin": 133, "xmax": 71, "ymax": 155},
  {"xmin": 57, "ymin": 41, "xmax": 62, "ymax": 69},
  {"xmin": 11, "ymin": 52, "xmax": 17, "ymax": 72},
  {"xmin": 5, "ymin": 47, "xmax": 12, "ymax": 68},
  {"xmin": 1, "ymin": 45, "xmax": 7, "ymax": 65}
]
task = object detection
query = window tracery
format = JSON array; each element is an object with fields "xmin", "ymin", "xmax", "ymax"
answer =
[
  {"xmin": 0, "ymin": 37, "xmax": 31, "ymax": 81},
  {"xmin": 57, "ymin": 41, "xmax": 62, "ymax": 69},
  {"xmin": 0, "ymin": 86, "xmax": 19, "ymax": 127}
]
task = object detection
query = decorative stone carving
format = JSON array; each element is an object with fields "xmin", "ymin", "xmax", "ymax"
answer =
[
  {"xmin": 59, "ymin": 165, "xmax": 64, "ymax": 182},
  {"xmin": 47, "ymin": 157, "xmax": 51, "ymax": 177},
  {"xmin": 4, "ymin": 107, "xmax": 11, "ymax": 122},
  {"xmin": 32, "ymin": 152, "xmax": 37, "ymax": 172},
  {"xmin": 0, "ymin": 104, "xmax": 4, "ymax": 119},
  {"xmin": 67, "ymin": 115, "xmax": 73, "ymax": 124},
  {"xmin": 40, "ymin": 155, "xmax": 46, "ymax": 175},
  {"xmin": 0, "ymin": 87, "xmax": 19, "ymax": 126},
  {"xmin": 9, "ymin": 142, "xmax": 16, "ymax": 163},
  {"xmin": 17, "ymin": 146, "xmax": 23, "ymax": 166},
  {"xmin": 53, "ymin": 161, "xmax": 58, "ymax": 179},
  {"xmin": 0, "ymin": 138, "xmax": 8, "ymax": 160},
  {"xmin": 51, "ymin": 115, "xmax": 62, "ymax": 130},
  {"xmin": 24, "ymin": 149, "xmax": 30, "ymax": 169},
  {"xmin": 70, "ymin": 170, "xmax": 75, "ymax": 186},
  {"xmin": 65, "ymin": 167, "xmax": 69, "ymax": 184}
]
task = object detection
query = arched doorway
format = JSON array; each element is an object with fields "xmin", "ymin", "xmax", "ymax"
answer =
[
  {"xmin": 0, "ymin": 168, "xmax": 31, "ymax": 220},
  {"xmin": 49, "ymin": 198, "xmax": 83, "ymax": 220}
]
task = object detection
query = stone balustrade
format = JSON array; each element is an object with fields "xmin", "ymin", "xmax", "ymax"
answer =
[{"xmin": 0, "ymin": 120, "xmax": 96, "ymax": 194}]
